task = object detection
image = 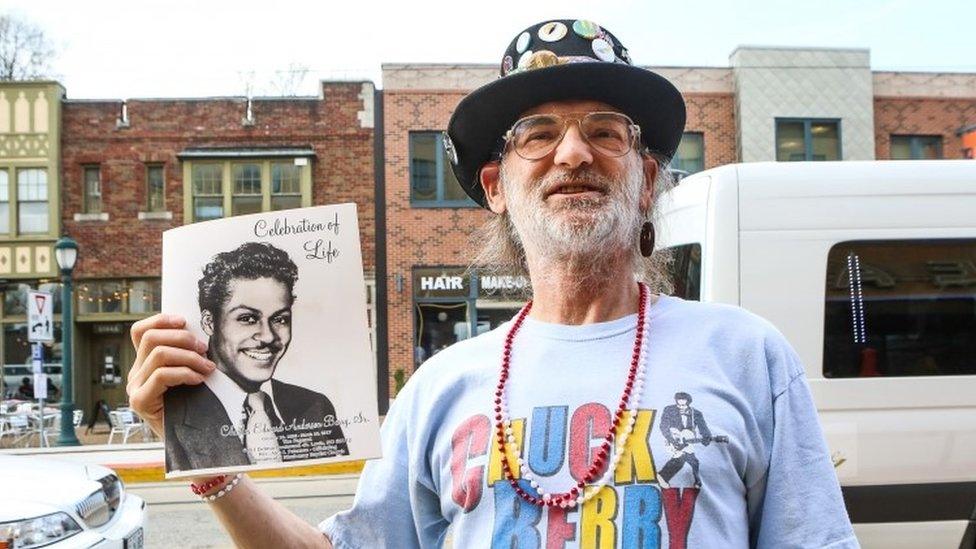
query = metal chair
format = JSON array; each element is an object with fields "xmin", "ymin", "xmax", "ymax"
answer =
[
  {"xmin": 0, "ymin": 414, "xmax": 33, "ymax": 447},
  {"xmin": 108, "ymin": 410, "xmax": 146, "ymax": 444}
]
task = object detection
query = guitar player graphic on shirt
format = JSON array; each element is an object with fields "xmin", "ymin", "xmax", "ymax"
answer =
[{"xmin": 658, "ymin": 391, "xmax": 729, "ymax": 489}]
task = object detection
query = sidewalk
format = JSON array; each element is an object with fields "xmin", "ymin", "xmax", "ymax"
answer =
[{"xmin": 1, "ymin": 425, "xmax": 365, "ymax": 484}]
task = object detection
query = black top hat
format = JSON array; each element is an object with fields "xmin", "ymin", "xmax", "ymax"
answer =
[{"xmin": 445, "ymin": 19, "xmax": 687, "ymax": 208}]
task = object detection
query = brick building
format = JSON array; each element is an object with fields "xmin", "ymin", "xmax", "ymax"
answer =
[
  {"xmin": 382, "ymin": 48, "xmax": 976, "ymax": 398},
  {"xmin": 0, "ymin": 81, "xmax": 377, "ymax": 413}
]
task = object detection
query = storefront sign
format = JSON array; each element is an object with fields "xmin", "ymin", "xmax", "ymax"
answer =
[
  {"xmin": 413, "ymin": 268, "xmax": 470, "ymax": 298},
  {"xmin": 478, "ymin": 275, "xmax": 530, "ymax": 296},
  {"xmin": 421, "ymin": 276, "xmax": 464, "ymax": 290},
  {"xmin": 93, "ymin": 323, "xmax": 126, "ymax": 335}
]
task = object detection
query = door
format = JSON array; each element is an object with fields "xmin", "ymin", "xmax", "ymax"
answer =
[{"xmin": 90, "ymin": 335, "xmax": 128, "ymax": 408}]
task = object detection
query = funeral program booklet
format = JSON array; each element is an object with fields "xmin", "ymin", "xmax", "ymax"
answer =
[{"xmin": 161, "ymin": 203, "xmax": 381, "ymax": 478}]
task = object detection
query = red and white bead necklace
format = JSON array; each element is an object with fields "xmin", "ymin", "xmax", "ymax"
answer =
[{"xmin": 494, "ymin": 282, "xmax": 650, "ymax": 508}]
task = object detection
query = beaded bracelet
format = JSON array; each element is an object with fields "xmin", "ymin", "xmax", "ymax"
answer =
[
  {"xmin": 190, "ymin": 475, "xmax": 227, "ymax": 495},
  {"xmin": 199, "ymin": 473, "xmax": 244, "ymax": 502}
]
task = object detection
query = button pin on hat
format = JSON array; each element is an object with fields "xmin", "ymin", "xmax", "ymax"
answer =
[
  {"xmin": 538, "ymin": 21, "xmax": 567, "ymax": 42},
  {"xmin": 591, "ymin": 38, "xmax": 616, "ymax": 62},
  {"xmin": 442, "ymin": 133, "xmax": 459, "ymax": 165},
  {"xmin": 572, "ymin": 20, "xmax": 601, "ymax": 39},
  {"xmin": 502, "ymin": 55, "xmax": 514, "ymax": 74},
  {"xmin": 515, "ymin": 31, "xmax": 531, "ymax": 53}
]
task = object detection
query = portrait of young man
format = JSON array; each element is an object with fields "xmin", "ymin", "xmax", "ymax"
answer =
[
  {"xmin": 128, "ymin": 19, "xmax": 857, "ymax": 548},
  {"xmin": 163, "ymin": 241, "xmax": 348, "ymax": 473}
]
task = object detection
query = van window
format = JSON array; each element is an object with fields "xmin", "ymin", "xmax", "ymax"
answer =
[
  {"xmin": 823, "ymin": 239, "xmax": 976, "ymax": 378},
  {"xmin": 666, "ymin": 244, "xmax": 702, "ymax": 301}
]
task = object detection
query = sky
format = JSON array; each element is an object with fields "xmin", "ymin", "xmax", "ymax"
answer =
[{"xmin": 5, "ymin": 0, "xmax": 974, "ymax": 99}]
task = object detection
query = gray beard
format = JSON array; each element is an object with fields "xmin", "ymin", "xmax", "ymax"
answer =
[{"xmin": 502, "ymin": 161, "xmax": 644, "ymax": 285}]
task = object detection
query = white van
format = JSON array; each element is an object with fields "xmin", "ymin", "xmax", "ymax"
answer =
[{"xmin": 657, "ymin": 160, "xmax": 976, "ymax": 549}]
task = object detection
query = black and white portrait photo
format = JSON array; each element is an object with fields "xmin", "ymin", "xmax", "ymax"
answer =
[{"xmin": 162, "ymin": 204, "xmax": 380, "ymax": 478}]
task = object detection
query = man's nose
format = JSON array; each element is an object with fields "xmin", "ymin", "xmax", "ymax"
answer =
[
  {"xmin": 253, "ymin": 321, "xmax": 277, "ymax": 343},
  {"xmin": 552, "ymin": 124, "xmax": 593, "ymax": 169}
]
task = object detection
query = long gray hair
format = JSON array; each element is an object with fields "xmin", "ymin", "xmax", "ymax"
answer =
[{"xmin": 469, "ymin": 151, "xmax": 676, "ymax": 298}]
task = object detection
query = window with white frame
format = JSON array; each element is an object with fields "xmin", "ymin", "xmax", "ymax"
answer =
[
  {"xmin": 17, "ymin": 168, "xmax": 49, "ymax": 234},
  {"xmin": 0, "ymin": 170, "xmax": 8, "ymax": 234}
]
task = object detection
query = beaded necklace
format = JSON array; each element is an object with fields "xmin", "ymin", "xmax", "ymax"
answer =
[{"xmin": 493, "ymin": 282, "xmax": 649, "ymax": 508}]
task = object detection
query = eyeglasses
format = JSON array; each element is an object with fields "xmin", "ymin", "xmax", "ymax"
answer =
[{"xmin": 503, "ymin": 111, "xmax": 642, "ymax": 160}]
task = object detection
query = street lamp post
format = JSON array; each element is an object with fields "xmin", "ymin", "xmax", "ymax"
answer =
[{"xmin": 55, "ymin": 237, "xmax": 80, "ymax": 446}]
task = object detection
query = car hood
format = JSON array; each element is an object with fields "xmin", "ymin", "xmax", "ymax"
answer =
[{"xmin": 0, "ymin": 455, "xmax": 110, "ymax": 521}]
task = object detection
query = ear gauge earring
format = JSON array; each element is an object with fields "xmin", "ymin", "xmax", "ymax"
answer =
[{"xmin": 639, "ymin": 221, "xmax": 655, "ymax": 257}]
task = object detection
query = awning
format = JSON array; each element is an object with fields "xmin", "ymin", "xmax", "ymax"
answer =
[{"xmin": 177, "ymin": 146, "xmax": 316, "ymax": 159}]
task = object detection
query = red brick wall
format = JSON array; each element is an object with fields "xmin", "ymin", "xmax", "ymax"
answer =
[
  {"xmin": 874, "ymin": 97, "xmax": 976, "ymax": 159},
  {"xmin": 61, "ymin": 82, "xmax": 375, "ymax": 280},
  {"xmin": 684, "ymin": 93, "xmax": 738, "ymax": 168},
  {"xmin": 383, "ymin": 89, "xmax": 736, "ymax": 394},
  {"xmin": 384, "ymin": 90, "xmax": 490, "ymax": 391}
]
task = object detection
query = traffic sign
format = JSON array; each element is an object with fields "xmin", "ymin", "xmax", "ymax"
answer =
[{"xmin": 28, "ymin": 290, "xmax": 54, "ymax": 342}]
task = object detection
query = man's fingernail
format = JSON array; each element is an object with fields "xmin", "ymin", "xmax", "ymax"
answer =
[{"xmin": 196, "ymin": 340, "xmax": 208, "ymax": 353}]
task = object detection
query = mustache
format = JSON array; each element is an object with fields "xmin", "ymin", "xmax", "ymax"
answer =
[{"xmin": 535, "ymin": 168, "xmax": 615, "ymax": 197}]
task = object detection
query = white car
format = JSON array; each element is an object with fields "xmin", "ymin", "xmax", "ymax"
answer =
[{"xmin": 0, "ymin": 455, "xmax": 145, "ymax": 548}]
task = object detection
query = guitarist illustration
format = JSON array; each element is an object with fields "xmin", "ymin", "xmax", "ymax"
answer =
[{"xmin": 658, "ymin": 391, "xmax": 728, "ymax": 488}]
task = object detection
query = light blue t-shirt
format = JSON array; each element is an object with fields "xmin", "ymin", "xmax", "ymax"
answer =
[{"xmin": 321, "ymin": 295, "xmax": 858, "ymax": 548}]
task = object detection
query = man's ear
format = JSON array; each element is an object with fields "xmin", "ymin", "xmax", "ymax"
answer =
[
  {"xmin": 639, "ymin": 154, "xmax": 659, "ymax": 214},
  {"xmin": 479, "ymin": 161, "xmax": 506, "ymax": 214},
  {"xmin": 200, "ymin": 310, "xmax": 215, "ymax": 337}
]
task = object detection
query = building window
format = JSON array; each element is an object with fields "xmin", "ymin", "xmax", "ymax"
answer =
[
  {"xmin": 232, "ymin": 163, "xmax": 262, "ymax": 216},
  {"xmin": 83, "ymin": 166, "xmax": 102, "ymax": 214},
  {"xmin": 271, "ymin": 162, "xmax": 302, "ymax": 211},
  {"xmin": 2, "ymin": 282, "xmax": 62, "ymax": 316},
  {"xmin": 16, "ymin": 168, "xmax": 49, "ymax": 234},
  {"xmin": 185, "ymin": 158, "xmax": 310, "ymax": 222},
  {"xmin": 146, "ymin": 164, "xmax": 165, "ymax": 212},
  {"xmin": 671, "ymin": 133, "xmax": 705, "ymax": 174},
  {"xmin": 776, "ymin": 119, "xmax": 841, "ymax": 161},
  {"xmin": 192, "ymin": 164, "xmax": 224, "ymax": 221},
  {"xmin": 0, "ymin": 170, "xmax": 9, "ymax": 234},
  {"xmin": 409, "ymin": 132, "xmax": 475, "ymax": 208},
  {"xmin": 890, "ymin": 135, "xmax": 943, "ymax": 160},
  {"xmin": 823, "ymin": 239, "xmax": 976, "ymax": 378},
  {"xmin": 128, "ymin": 279, "xmax": 162, "ymax": 314},
  {"xmin": 665, "ymin": 243, "xmax": 702, "ymax": 301},
  {"xmin": 77, "ymin": 278, "xmax": 161, "ymax": 316}
]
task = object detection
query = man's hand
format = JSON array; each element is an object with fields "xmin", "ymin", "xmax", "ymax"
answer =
[{"xmin": 127, "ymin": 313, "xmax": 215, "ymax": 437}]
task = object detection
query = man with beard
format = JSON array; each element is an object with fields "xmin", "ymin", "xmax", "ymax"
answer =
[
  {"xmin": 126, "ymin": 20, "xmax": 856, "ymax": 548},
  {"xmin": 164, "ymin": 242, "xmax": 347, "ymax": 473}
]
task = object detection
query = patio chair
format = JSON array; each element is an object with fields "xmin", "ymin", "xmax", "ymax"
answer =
[
  {"xmin": 0, "ymin": 414, "xmax": 33, "ymax": 447},
  {"xmin": 33, "ymin": 411, "xmax": 57, "ymax": 447},
  {"xmin": 108, "ymin": 409, "xmax": 146, "ymax": 444}
]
